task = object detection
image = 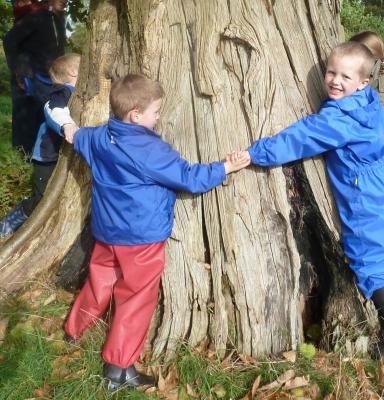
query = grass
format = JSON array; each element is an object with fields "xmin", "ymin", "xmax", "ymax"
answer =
[
  {"xmin": 0, "ymin": 95, "xmax": 33, "ymax": 217},
  {"xmin": 1, "ymin": 278, "xmax": 384, "ymax": 400}
]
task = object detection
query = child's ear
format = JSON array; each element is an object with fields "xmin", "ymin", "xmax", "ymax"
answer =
[
  {"xmin": 358, "ymin": 78, "xmax": 370, "ymax": 90},
  {"xmin": 126, "ymin": 109, "xmax": 140, "ymax": 123}
]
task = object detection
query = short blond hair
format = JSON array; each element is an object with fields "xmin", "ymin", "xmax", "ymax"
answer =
[
  {"xmin": 329, "ymin": 42, "xmax": 375, "ymax": 79},
  {"xmin": 350, "ymin": 31, "xmax": 384, "ymax": 60},
  {"xmin": 49, "ymin": 53, "xmax": 81, "ymax": 84},
  {"xmin": 110, "ymin": 74, "xmax": 164, "ymax": 120}
]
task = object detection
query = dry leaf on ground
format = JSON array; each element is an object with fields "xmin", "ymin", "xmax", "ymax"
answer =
[
  {"xmin": 282, "ymin": 350, "xmax": 297, "ymax": 363},
  {"xmin": 283, "ymin": 376, "xmax": 309, "ymax": 390},
  {"xmin": 0, "ymin": 318, "xmax": 9, "ymax": 342}
]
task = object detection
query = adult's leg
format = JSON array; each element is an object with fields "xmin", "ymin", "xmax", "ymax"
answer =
[
  {"xmin": 102, "ymin": 241, "xmax": 166, "ymax": 369},
  {"xmin": 64, "ymin": 241, "xmax": 122, "ymax": 339},
  {"xmin": 10, "ymin": 76, "xmax": 40, "ymax": 154}
]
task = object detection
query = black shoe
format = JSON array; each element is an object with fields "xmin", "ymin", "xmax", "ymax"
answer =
[
  {"xmin": 63, "ymin": 333, "xmax": 76, "ymax": 344},
  {"xmin": 0, "ymin": 201, "xmax": 28, "ymax": 239},
  {"xmin": 104, "ymin": 363, "xmax": 155, "ymax": 390}
]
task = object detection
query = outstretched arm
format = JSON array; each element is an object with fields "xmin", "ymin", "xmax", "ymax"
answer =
[{"xmin": 248, "ymin": 105, "xmax": 353, "ymax": 166}]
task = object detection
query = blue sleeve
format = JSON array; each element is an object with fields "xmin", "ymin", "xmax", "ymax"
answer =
[
  {"xmin": 143, "ymin": 140, "xmax": 226, "ymax": 193},
  {"xmin": 248, "ymin": 104, "xmax": 354, "ymax": 166},
  {"xmin": 73, "ymin": 128, "xmax": 93, "ymax": 166}
]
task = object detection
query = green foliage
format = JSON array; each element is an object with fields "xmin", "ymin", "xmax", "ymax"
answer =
[
  {"xmin": 0, "ymin": 95, "xmax": 33, "ymax": 217},
  {"xmin": 0, "ymin": 43, "xmax": 11, "ymax": 96},
  {"xmin": 0, "ymin": 1, "xmax": 12, "ymax": 41},
  {"xmin": 68, "ymin": 24, "xmax": 87, "ymax": 53},
  {"xmin": 341, "ymin": 0, "xmax": 384, "ymax": 39}
]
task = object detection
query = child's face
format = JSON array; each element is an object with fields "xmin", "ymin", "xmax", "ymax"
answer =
[
  {"xmin": 324, "ymin": 55, "xmax": 369, "ymax": 100},
  {"xmin": 135, "ymin": 98, "xmax": 162, "ymax": 130},
  {"xmin": 66, "ymin": 65, "xmax": 79, "ymax": 86}
]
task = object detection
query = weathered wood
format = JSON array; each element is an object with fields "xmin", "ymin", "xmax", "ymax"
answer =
[{"xmin": 0, "ymin": 0, "xmax": 376, "ymax": 357}]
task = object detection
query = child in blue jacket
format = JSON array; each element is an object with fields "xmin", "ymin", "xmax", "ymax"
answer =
[
  {"xmin": 242, "ymin": 41, "xmax": 384, "ymax": 352},
  {"xmin": 63, "ymin": 74, "xmax": 250, "ymax": 389},
  {"xmin": 0, "ymin": 53, "xmax": 80, "ymax": 239}
]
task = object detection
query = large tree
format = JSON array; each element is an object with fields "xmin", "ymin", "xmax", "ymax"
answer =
[{"xmin": 0, "ymin": 0, "xmax": 377, "ymax": 358}]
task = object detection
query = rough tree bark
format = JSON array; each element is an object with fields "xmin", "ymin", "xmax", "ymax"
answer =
[{"xmin": 0, "ymin": 0, "xmax": 377, "ymax": 357}]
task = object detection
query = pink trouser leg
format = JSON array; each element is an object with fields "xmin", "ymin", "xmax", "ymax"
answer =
[
  {"xmin": 64, "ymin": 241, "xmax": 121, "ymax": 339},
  {"xmin": 102, "ymin": 241, "xmax": 165, "ymax": 368}
]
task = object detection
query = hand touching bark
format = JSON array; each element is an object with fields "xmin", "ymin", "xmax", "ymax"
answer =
[
  {"xmin": 224, "ymin": 150, "xmax": 251, "ymax": 174},
  {"xmin": 63, "ymin": 123, "xmax": 79, "ymax": 144}
]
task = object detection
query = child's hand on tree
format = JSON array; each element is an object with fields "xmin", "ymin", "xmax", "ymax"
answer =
[
  {"xmin": 224, "ymin": 150, "xmax": 251, "ymax": 174},
  {"xmin": 63, "ymin": 123, "xmax": 79, "ymax": 144}
]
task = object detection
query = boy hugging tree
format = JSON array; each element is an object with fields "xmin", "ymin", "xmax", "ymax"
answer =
[
  {"xmin": 62, "ymin": 74, "xmax": 250, "ymax": 389},
  {"xmin": 242, "ymin": 41, "xmax": 384, "ymax": 356}
]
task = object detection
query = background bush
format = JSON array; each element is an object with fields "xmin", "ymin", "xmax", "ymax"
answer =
[{"xmin": 341, "ymin": 0, "xmax": 384, "ymax": 39}]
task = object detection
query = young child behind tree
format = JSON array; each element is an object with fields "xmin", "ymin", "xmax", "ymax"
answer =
[
  {"xmin": 241, "ymin": 41, "xmax": 384, "ymax": 356},
  {"xmin": 0, "ymin": 53, "xmax": 80, "ymax": 239},
  {"xmin": 349, "ymin": 31, "xmax": 384, "ymax": 104},
  {"xmin": 62, "ymin": 74, "xmax": 250, "ymax": 390}
]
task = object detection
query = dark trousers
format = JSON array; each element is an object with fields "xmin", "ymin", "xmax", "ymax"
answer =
[{"xmin": 21, "ymin": 161, "xmax": 56, "ymax": 216}]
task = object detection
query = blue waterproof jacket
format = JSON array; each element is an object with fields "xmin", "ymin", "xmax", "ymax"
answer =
[
  {"xmin": 248, "ymin": 86, "xmax": 384, "ymax": 298},
  {"xmin": 74, "ymin": 117, "xmax": 226, "ymax": 246}
]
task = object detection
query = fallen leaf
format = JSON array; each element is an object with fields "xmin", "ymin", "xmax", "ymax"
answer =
[
  {"xmin": 43, "ymin": 293, "xmax": 57, "ymax": 306},
  {"xmin": 65, "ymin": 369, "xmax": 85, "ymax": 380},
  {"xmin": 277, "ymin": 369, "xmax": 296, "ymax": 384},
  {"xmin": 251, "ymin": 375, "xmax": 261, "ymax": 397},
  {"xmin": 41, "ymin": 318, "xmax": 62, "ymax": 335},
  {"xmin": 238, "ymin": 353, "xmax": 258, "ymax": 365},
  {"xmin": 34, "ymin": 382, "xmax": 52, "ymax": 398},
  {"xmin": 221, "ymin": 350, "xmax": 235, "ymax": 368},
  {"xmin": 57, "ymin": 289, "xmax": 75, "ymax": 304},
  {"xmin": 307, "ymin": 383, "xmax": 321, "ymax": 399},
  {"xmin": 186, "ymin": 383, "xmax": 199, "ymax": 398},
  {"xmin": 157, "ymin": 366, "xmax": 166, "ymax": 392},
  {"xmin": 282, "ymin": 350, "xmax": 297, "ymax": 363},
  {"xmin": 51, "ymin": 367, "xmax": 71, "ymax": 380},
  {"xmin": 352, "ymin": 359, "xmax": 371, "ymax": 389},
  {"xmin": 377, "ymin": 362, "xmax": 384, "ymax": 388},
  {"xmin": 283, "ymin": 376, "xmax": 309, "ymax": 390},
  {"xmin": 212, "ymin": 384, "xmax": 226, "ymax": 398},
  {"xmin": 51, "ymin": 355, "xmax": 71, "ymax": 368},
  {"xmin": 0, "ymin": 318, "xmax": 9, "ymax": 342}
]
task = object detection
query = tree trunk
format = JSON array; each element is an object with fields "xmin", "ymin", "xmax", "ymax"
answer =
[{"xmin": 0, "ymin": 0, "xmax": 377, "ymax": 357}]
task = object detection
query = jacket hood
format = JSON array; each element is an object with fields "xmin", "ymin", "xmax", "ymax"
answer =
[{"xmin": 333, "ymin": 86, "xmax": 382, "ymax": 128}]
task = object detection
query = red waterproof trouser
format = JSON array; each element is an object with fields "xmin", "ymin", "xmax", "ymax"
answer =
[{"xmin": 64, "ymin": 240, "xmax": 166, "ymax": 368}]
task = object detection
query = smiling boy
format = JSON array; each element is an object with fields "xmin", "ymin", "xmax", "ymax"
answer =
[{"xmin": 240, "ymin": 41, "xmax": 384, "ymax": 354}]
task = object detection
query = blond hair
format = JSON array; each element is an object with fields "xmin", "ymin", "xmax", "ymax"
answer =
[
  {"xmin": 350, "ymin": 31, "xmax": 384, "ymax": 60},
  {"xmin": 110, "ymin": 74, "xmax": 164, "ymax": 120},
  {"xmin": 329, "ymin": 42, "xmax": 376, "ymax": 79},
  {"xmin": 49, "ymin": 53, "xmax": 81, "ymax": 84}
]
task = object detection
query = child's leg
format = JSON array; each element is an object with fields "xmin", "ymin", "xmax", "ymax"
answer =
[
  {"xmin": 102, "ymin": 241, "xmax": 166, "ymax": 369},
  {"xmin": 21, "ymin": 161, "xmax": 56, "ymax": 216},
  {"xmin": 372, "ymin": 287, "xmax": 384, "ymax": 326},
  {"xmin": 64, "ymin": 241, "xmax": 122, "ymax": 339}
]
